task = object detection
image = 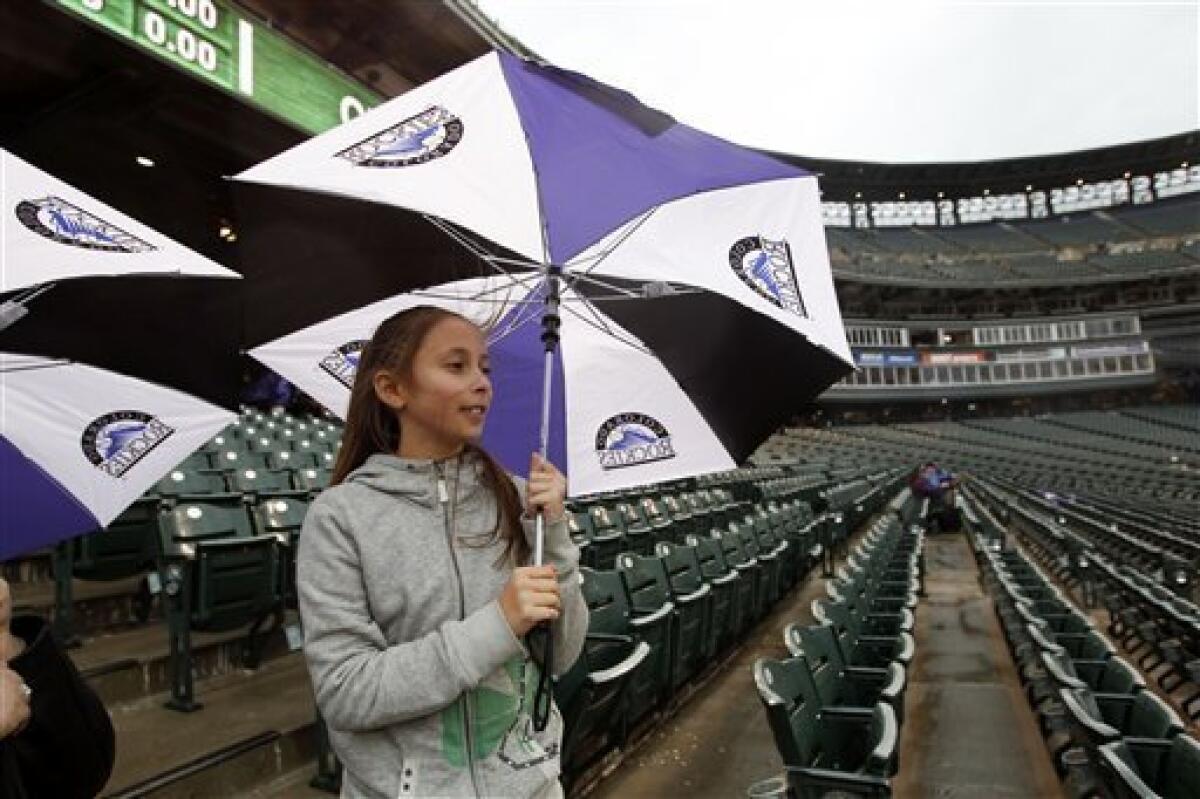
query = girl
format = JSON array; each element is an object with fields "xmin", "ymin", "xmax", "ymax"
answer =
[{"xmin": 297, "ymin": 305, "xmax": 587, "ymax": 799}]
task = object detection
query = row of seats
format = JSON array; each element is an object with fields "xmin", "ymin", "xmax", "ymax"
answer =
[
  {"xmin": 975, "ymin": 505, "xmax": 1200, "ymax": 799},
  {"xmin": 753, "ymin": 493, "xmax": 925, "ymax": 798},
  {"xmin": 1095, "ymin": 561, "xmax": 1200, "ymax": 723},
  {"xmin": 554, "ymin": 490, "xmax": 855, "ymax": 791}
]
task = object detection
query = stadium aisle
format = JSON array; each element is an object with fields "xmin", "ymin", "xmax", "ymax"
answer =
[
  {"xmin": 892, "ymin": 533, "xmax": 1063, "ymax": 798},
  {"xmin": 584, "ymin": 544, "xmax": 840, "ymax": 797}
]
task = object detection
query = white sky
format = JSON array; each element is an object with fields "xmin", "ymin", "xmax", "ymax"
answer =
[{"xmin": 476, "ymin": 0, "xmax": 1200, "ymax": 163}]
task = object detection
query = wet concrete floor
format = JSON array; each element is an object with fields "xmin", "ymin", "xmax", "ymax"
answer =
[
  {"xmin": 589, "ymin": 533, "xmax": 1065, "ymax": 799},
  {"xmin": 892, "ymin": 534, "xmax": 1064, "ymax": 799}
]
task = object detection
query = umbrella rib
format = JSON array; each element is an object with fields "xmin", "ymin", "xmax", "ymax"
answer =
[
  {"xmin": 0, "ymin": 358, "xmax": 71, "ymax": 375},
  {"xmin": 559, "ymin": 298, "xmax": 654, "ymax": 357},
  {"xmin": 568, "ymin": 206, "xmax": 660, "ymax": 277},
  {"xmin": 561, "ymin": 271, "xmax": 640, "ymax": 299}
]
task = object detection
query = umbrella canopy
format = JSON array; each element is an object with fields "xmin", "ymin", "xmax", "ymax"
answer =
[
  {"xmin": 0, "ymin": 354, "xmax": 233, "ymax": 561},
  {"xmin": 1, "ymin": 149, "xmax": 233, "ymax": 292},
  {"xmin": 1, "ymin": 151, "xmax": 240, "ymax": 558},
  {"xmin": 231, "ymin": 51, "xmax": 853, "ymax": 492},
  {"xmin": 0, "ymin": 148, "xmax": 244, "ymax": 409},
  {"xmin": 233, "ymin": 51, "xmax": 851, "ymax": 365},
  {"xmin": 250, "ymin": 275, "xmax": 847, "ymax": 496}
]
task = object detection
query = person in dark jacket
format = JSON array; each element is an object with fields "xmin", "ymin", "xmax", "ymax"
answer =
[{"xmin": 0, "ymin": 577, "xmax": 114, "ymax": 798}]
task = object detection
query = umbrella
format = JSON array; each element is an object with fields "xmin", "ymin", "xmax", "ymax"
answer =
[
  {"xmin": 0, "ymin": 150, "xmax": 240, "ymax": 559},
  {"xmin": 231, "ymin": 51, "xmax": 852, "ymax": 495},
  {"xmin": 249, "ymin": 274, "xmax": 850, "ymax": 498}
]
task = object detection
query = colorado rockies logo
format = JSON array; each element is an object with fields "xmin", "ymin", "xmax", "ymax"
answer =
[
  {"xmin": 728, "ymin": 235, "xmax": 807, "ymax": 318},
  {"xmin": 319, "ymin": 340, "xmax": 367, "ymax": 388},
  {"xmin": 82, "ymin": 411, "xmax": 175, "ymax": 478},
  {"xmin": 16, "ymin": 197, "xmax": 155, "ymax": 253},
  {"xmin": 336, "ymin": 106, "xmax": 464, "ymax": 167},
  {"xmin": 595, "ymin": 413, "xmax": 676, "ymax": 471}
]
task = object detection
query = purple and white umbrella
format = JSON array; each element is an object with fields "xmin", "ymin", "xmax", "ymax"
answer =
[
  {"xmin": 232, "ymin": 52, "xmax": 853, "ymax": 498},
  {"xmin": 1, "ymin": 150, "xmax": 239, "ymax": 560}
]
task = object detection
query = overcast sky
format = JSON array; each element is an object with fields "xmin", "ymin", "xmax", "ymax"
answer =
[{"xmin": 476, "ymin": 0, "xmax": 1199, "ymax": 163}]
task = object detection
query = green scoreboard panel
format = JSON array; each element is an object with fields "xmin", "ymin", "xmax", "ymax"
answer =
[{"xmin": 51, "ymin": 0, "xmax": 384, "ymax": 135}]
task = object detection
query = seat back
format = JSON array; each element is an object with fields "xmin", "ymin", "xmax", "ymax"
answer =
[
  {"xmin": 71, "ymin": 497, "xmax": 159, "ymax": 580},
  {"xmin": 1127, "ymin": 690, "xmax": 1185, "ymax": 739},
  {"xmin": 753, "ymin": 656, "xmax": 818, "ymax": 768},
  {"xmin": 160, "ymin": 501, "xmax": 254, "ymax": 559},
  {"xmin": 1164, "ymin": 734, "xmax": 1200, "ymax": 799},
  {"xmin": 193, "ymin": 537, "xmax": 280, "ymax": 631}
]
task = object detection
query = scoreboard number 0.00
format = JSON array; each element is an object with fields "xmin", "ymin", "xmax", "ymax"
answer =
[{"xmin": 58, "ymin": 0, "xmax": 381, "ymax": 135}]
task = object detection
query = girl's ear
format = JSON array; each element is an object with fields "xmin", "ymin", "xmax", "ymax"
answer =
[{"xmin": 373, "ymin": 369, "xmax": 407, "ymax": 412}]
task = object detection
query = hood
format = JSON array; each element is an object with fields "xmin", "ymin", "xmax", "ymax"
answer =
[{"xmin": 344, "ymin": 450, "xmax": 487, "ymax": 508}]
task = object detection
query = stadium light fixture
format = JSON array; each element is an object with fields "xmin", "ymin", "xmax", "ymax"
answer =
[
  {"xmin": 1076, "ymin": 178, "xmax": 1084, "ymax": 185},
  {"xmin": 135, "ymin": 155, "xmax": 156, "ymax": 168},
  {"xmin": 1025, "ymin": 184, "xmax": 1033, "ymax": 191},
  {"xmin": 1123, "ymin": 172, "xmax": 1131, "ymax": 179}
]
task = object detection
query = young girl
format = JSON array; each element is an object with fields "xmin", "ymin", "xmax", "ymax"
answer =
[{"xmin": 297, "ymin": 306, "xmax": 588, "ymax": 799}]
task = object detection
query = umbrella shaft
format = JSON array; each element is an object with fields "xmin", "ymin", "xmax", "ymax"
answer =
[{"xmin": 534, "ymin": 268, "xmax": 562, "ymax": 567}]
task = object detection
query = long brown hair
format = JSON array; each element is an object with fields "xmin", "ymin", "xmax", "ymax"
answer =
[{"xmin": 331, "ymin": 305, "xmax": 529, "ymax": 566}]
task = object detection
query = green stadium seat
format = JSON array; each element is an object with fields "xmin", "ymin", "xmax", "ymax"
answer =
[
  {"xmin": 267, "ymin": 450, "xmax": 320, "ymax": 471},
  {"xmin": 683, "ymin": 533, "xmax": 744, "ymax": 651},
  {"xmin": 711, "ymin": 525, "xmax": 765, "ymax": 625},
  {"xmin": 156, "ymin": 501, "xmax": 283, "ymax": 711},
  {"xmin": 1061, "ymin": 685, "xmax": 1184, "ymax": 763},
  {"xmin": 613, "ymin": 501, "xmax": 655, "ymax": 557},
  {"xmin": 555, "ymin": 568, "xmax": 652, "ymax": 790},
  {"xmin": 1098, "ymin": 731, "xmax": 1200, "ymax": 799},
  {"xmin": 583, "ymin": 568, "xmax": 665, "ymax": 729},
  {"xmin": 731, "ymin": 521, "xmax": 777, "ymax": 617},
  {"xmin": 205, "ymin": 449, "xmax": 271, "ymax": 475},
  {"xmin": 635, "ymin": 496, "xmax": 673, "ymax": 541},
  {"xmin": 814, "ymin": 596, "xmax": 914, "ymax": 669},
  {"xmin": 175, "ymin": 450, "xmax": 216, "ymax": 473},
  {"xmin": 228, "ymin": 467, "xmax": 306, "ymax": 500},
  {"xmin": 252, "ymin": 496, "xmax": 310, "ymax": 608},
  {"xmin": 785, "ymin": 622, "xmax": 906, "ymax": 724},
  {"xmin": 52, "ymin": 496, "xmax": 161, "ymax": 642},
  {"xmin": 1040, "ymin": 651, "xmax": 1144, "ymax": 695},
  {"xmin": 154, "ymin": 469, "xmax": 232, "ymax": 502},
  {"xmin": 294, "ymin": 467, "xmax": 333, "ymax": 496},
  {"xmin": 652, "ymin": 542, "xmax": 713, "ymax": 682},
  {"xmin": 754, "ymin": 656, "xmax": 896, "ymax": 797},
  {"xmin": 617, "ymin": 552, "xmax": 686, "ymax": 697}
]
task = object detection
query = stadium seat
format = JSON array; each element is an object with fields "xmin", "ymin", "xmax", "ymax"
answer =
[
  {"xmin": 653, "ymin": 541, "xmax": 715, "ymax": 675},
  {"xmin": 157, "ymin": 501, "xmax": 283, "ymax": 711},
  {"xmin": 785, "ymin": 622, "xmax": 907, "ymax": 724},
  {"xmin": 617, "ymin": 552, "xmax": 688, "ymax": 696},
  {"xmin": 582, "ymin": 567, "xmax": 667, "ymax": 728},
  {"xmin": 754, "ymin": 656, "xmax": 896, "ymax": 797},
  {"xmin": 683, "ymin": 533, "xmax": 744, "ymax": 651},
  {"xmin": 1098, "ymin": 732, "xmax": 1200, "ymax": 799},
  {"xmin": 1060, "ymin": 685, "xmax": 1184, "ymax": 761},
  {"xmin": 555, "ymin": 567, "xmax": 651, "ymax": 792}
]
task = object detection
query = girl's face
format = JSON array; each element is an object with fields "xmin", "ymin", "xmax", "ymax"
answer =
[{"xmin": 378, "ymin": 316, "xmax": 492, "ymax": 459}]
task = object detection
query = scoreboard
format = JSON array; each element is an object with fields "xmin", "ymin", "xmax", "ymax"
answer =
[{"xmin": 50, "ymin": 0, "xmax": 384, "ymax": 135}]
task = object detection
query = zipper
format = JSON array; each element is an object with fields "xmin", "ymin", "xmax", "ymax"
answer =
[{"xmin": 434, "ymin": 459, "xmax": 481, "ymax": 798}]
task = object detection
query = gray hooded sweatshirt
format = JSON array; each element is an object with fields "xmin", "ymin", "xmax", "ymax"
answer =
[{"xmin": 297, "ymin": 451, "xmax": 588, "ymax": 799}]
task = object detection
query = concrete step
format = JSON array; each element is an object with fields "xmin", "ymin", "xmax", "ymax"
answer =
[
  {"xmin": 11, "ymin": 574, "xmax": 160, "ymax": 637},
  {"xmin": 102, "ymin": 652, "xmax": 318, "ymax": 798},
  {"xmin": 74, "ymin": 612, "xmax": 301, "ymax": 707}
]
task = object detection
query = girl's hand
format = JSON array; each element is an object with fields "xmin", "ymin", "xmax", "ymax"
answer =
[
  {"xmin": 526, "ymin": 453, "xmax": 566, "ymax": 522},
  {"xmin": 499, "ymin": 565, "xmax": 560, "ymax": 636}
]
